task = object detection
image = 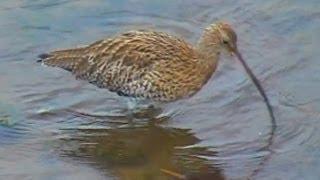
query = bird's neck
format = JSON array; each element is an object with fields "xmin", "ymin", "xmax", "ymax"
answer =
[
  {"xmin": 196, "ymin": 29, "xmax": 222, "ymax": 60},
  {"xmin": 195, "ymin": 32, "xmax": 221, "ymax": 78},
  {"xmin": 193, "ymin": 29, "xmax": 222, "ymax": 86}
]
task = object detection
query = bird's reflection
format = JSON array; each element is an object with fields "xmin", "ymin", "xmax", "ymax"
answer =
[{"xmin": 56, "ymin": 107, "xmax": 225, "ymax": 180}]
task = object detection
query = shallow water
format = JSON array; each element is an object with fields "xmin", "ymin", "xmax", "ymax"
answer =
[{"xmin": 1, "ymin": 0, "xmax": 320, "ymax": 179}]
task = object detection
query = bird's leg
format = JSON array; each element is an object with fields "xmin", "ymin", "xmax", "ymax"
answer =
[
  {"xmin": 127, "ymin": 98, "xmax": 139, "ymax": 111},
  {"xmin": 126, "ymin": 98, "xmax": 162, "ymax": 119}
]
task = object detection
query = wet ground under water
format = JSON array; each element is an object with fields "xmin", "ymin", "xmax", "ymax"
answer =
[{"xmin": 0, "ymin": 0, "xmax": 320, "ymax": 179}]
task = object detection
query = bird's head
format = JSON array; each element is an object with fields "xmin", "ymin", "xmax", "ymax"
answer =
[
  {"xmin": 201, "ymin": 22, "xmax": 238, "ymax": 56},
  {"xmin": 214, "ymin": 22, "xmax": 238, "ymax": 55},
  {"xmin": 198, "ymin": 22, "xmax": 241, "ymax": 58}
]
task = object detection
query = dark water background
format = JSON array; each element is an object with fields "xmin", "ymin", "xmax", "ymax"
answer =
[{"xmin": 0, "ymin": 0, "xmax": 320, "ymax": 179}]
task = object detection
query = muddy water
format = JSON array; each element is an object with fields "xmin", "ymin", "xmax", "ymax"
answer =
[{"xmin": 0, "ymin": 0, "xmax": 320, "ymax": 179}]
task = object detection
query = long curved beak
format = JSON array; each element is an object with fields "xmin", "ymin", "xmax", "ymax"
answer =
[{"xmin": 234, "ymin": 50, "xmax": 276, "ymax": 124}]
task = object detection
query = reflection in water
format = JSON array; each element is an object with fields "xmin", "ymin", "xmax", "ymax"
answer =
[
  {"xmin": 55, "ymin": 109, "xmax": 224, "ymax": 180},
  {"xmin": 0, "ymin": 102, "xmax": 23, "ymax": 126},
  {"xmin": 1, "ymin": 0, "xmax": 319, "ymax": 179}
]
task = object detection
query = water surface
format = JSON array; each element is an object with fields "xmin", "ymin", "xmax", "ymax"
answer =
[{"xmin": 1, "ymin": 0, "xmax": 320, "ymax": 179}]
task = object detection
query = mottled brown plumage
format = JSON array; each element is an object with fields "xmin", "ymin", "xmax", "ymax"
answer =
[{"xmin": 39, "ymin": 22, "xmax": 239, "ymax": 101}]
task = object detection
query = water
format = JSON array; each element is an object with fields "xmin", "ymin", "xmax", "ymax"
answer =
[{"xmin": 0, "ymin": 0, "xmax": 320, "ymax": 179}]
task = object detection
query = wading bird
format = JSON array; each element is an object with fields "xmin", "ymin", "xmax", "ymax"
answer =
[{"xmin": 38, "ymin": 22, "xmax": 274, "ymax": 121}]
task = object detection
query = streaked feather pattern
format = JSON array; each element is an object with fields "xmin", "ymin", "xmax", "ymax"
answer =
[{"xmin": 39, "ymin": 24, "xmax": 230, "ymax": 101}]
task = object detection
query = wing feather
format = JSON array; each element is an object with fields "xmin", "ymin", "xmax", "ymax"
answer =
[{"xmin": 39, "ymin": 30, "xmax": 199, "ymax": 101}]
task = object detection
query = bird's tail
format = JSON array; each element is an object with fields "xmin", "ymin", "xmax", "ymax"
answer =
[{"xmin": 37, "ymin": 47, "xmax": 85, "ymax": 72}]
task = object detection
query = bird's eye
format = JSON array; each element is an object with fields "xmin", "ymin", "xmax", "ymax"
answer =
[{"xmin": 223, "ymin": 40, "xmax": 228, "ymax": 44}]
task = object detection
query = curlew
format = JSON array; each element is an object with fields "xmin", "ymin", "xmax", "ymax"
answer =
[{"xmin": 38, "ymin": 22, "xmax": 274, "ymax": 121}]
